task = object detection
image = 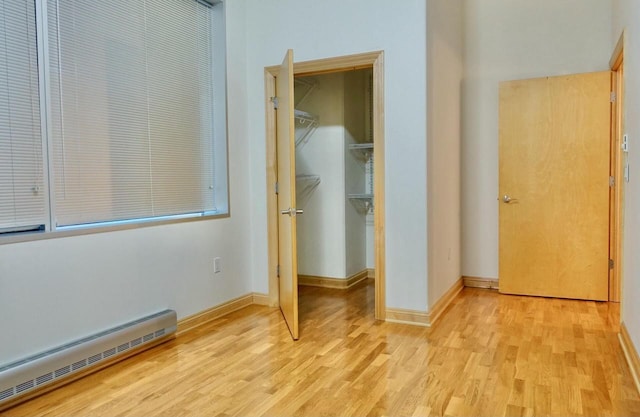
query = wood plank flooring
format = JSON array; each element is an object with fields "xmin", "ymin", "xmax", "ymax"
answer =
[{"xmin": 3, "ymin": 280, "xmax": 640, "ymax": 416}]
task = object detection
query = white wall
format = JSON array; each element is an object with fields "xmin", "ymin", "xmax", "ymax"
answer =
[
  {"xmin": 296, "ymin": 73, "xmax": 347, "ymax": 278},
  {"xmin": 462, "ymin": 0, "xmax": 613, "ymax": 279},
  {"xmin": 344, "ymin": 70, "xmax": 368, "ymax": 277},
  {"xmin": 0, "ymin": 1, "xmax": 252, "ymax": 365},
  {"xmin": 246, "ymin": 0, "xmax": 429, "ymax": 311},
  {"xmin": 613, "ymin": 0, "xmax": 640, "ymax": 358},
  {"xmin": 296, "ymin": 71, "xmax": 368, "ymax": 279},
  {"xmin": 366, "ymin": 213, "xmax": 374, "ymax": 269},
  {"xmin": 426, "ymin": 0, "xmax": 463, "ymax": 306}
]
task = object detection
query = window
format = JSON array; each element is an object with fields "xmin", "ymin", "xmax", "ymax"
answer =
[
  {"xmin": 0, "ymin": 0, "xmax": 227, "ymax": 236},
  {"xmin": 0, "ymin": 0, "xmax": 45, "ymax": 233}
]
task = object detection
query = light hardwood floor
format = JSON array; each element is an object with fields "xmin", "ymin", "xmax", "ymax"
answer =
[{"xmin": 4, "ymin": 280, "xmax": 640, "ymax": 416}]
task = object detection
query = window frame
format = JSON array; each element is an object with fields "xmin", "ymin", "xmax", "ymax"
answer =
[{"xmin": 0, "ymin": 0, "xmax": 229, "ymax": 245}]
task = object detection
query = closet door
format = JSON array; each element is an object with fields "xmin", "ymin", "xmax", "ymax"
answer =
[{"xmin": 276, "ymin": 49, "xmax": 299, "ymax": 340}]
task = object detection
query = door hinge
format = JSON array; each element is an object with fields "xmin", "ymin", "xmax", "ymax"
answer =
[
  {"xmin": 609, "ymin": 259, "xmax": 614, "ymax": 269},
  {"xmin": 277, "ymin": 264, "xmax": 280, "ymax": 277},
  {"xmin": 610, "ymin": 91, "xmax": 617, "ymax": 103},
  {"xmin": 271, "ymin": 96, "xmax": 279, "ymax": 110},
  {"xmin": 609, "ymin": 176, "xmax": 615, "ymax": 187},
  {"xmin": 275, "ymin": 182, "xmax": 279, "ymax": 194}
]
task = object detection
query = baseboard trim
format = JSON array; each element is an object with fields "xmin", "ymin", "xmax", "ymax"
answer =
[
  {"xmin": 463, "ymin": 276, "xmax": 499, "ymax": 290},
  {"xmin": 385, "ymin": 308, "xmax": 430, "ymax": 327},
  {"xmin": 428, "ymin": 277, "xmax": 464, "ymax": 327},
  {"xmin": 385, "ymin": 277, "xmax": 463, "ymax": 328},
  {"xmin": 176, "ymin": 294, "xmax": 254, "ymax": 336},
  {"xmin": 251, "ymin": 293, "xmax": 271, "ymax": 306},
  {"xmin": 367, "ymin": 268, "xmax": 375, "ymax": 279},
  {"xmin": 619, "ymin": 322, "xmax": 640, "ymax": 395},
  {"xmin": 299, "ymin": 269, "xmax": 369, "ymax": 289}
]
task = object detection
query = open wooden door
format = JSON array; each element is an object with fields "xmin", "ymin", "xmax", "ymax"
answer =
[
  {"xmin": 499, "ymin": 71, "xmax": 611, "ymax": 301},
  {"xmin": 276, "ymin": 49, "xmax": 299, "ymax": 339}
]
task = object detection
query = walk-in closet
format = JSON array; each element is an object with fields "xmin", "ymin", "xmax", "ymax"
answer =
[{"xmin": 294, "ymin": 68, "xmax": 374, "ymax": 294}]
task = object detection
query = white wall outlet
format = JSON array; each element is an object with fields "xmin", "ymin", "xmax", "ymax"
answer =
[
  {"xmin": 622, "ymin": 134, "xmax": 629, "ymax": 153},
  {"xmin": 213, "ymin": 257, "xmax": 221, "ymax": 274}
]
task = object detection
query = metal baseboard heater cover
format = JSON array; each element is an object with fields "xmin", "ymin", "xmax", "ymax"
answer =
[{"xmin": 0, "ymin": 309, "xmax": 177, "ymax": 408}]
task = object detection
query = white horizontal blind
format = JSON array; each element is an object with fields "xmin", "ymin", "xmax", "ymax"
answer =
[
  {"xmin": 48, "ymin": 0, "xmax": 215, "ymax": 227},
  {"xmin": 0, "ymin": 0, "xmax": 45, "ymax": 233}
]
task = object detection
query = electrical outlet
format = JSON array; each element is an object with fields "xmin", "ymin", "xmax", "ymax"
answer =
[{"xmin": 213, "ymin": 257, "xmax": 221, "ymax": 274}]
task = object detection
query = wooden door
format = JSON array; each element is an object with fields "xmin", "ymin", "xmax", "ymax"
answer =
[
  {"xmin": 499, "ymin": 71, "xmax": 611, "ymax": 301},
  {"xmin": 276, "ymin": 49, "xmax": 299, "ymax": 339}
]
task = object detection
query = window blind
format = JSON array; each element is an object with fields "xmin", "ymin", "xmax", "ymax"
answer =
[
  {"xmin": 48, "ymin": 0, "xmax": 215, "ymax": 227},
  {"xmin": 0, "ymin": 0, "xmax": 45, "ymax": 233}
]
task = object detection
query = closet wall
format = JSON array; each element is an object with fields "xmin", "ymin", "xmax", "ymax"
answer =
[
  {"xmin": 296, "ymin": 70, "xmax": 372, "ymax": 280},
  {"xmin": 344, "ymin": 70, "xmax": 368, "ymax": 277}
]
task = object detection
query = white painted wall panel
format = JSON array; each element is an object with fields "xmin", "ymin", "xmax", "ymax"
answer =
[
  {"xmin": 344, "ymin": 71, "xmax": 368, "ymax": 278},
  {"xmin": 427, "ymin": 0, "xmax": 463, "ymax": 306},
  {"xmin": 296, "ymin": 71, "xmax": 368, "ymax": 279},
  {"xmin": 296, "ymin": 73, "xmax": 347, "ymax": 278}
]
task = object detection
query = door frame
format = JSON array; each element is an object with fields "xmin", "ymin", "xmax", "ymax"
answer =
[
  {"xmin": 609, "ymin": 31, "xmax": 625, "ymax": 303},
  {"xmin": 264, "ymin": 50, "xmax": 386, "ymax": 320}
]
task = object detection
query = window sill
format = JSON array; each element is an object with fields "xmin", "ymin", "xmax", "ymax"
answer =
[{"xmin": 0, "ymin": 212, "xmax": 230, "ymax": 246}]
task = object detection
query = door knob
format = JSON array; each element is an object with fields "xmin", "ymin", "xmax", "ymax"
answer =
[
  {"xmin": 502, "ymin": 195, "xmax": 518, "ymax": 203},
  {"xmin": 280, "ymin": 207, "xmax": 304, "ymax": 217}
]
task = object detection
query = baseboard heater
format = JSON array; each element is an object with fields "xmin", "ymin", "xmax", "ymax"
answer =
[{"xmin": 0, "ymin": 309, "xmax": 177, "ymax": 410}]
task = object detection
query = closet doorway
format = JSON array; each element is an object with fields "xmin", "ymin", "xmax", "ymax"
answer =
[{"xmin": 264, "ymin": 51, "xmax": 385, "ymax": 340}]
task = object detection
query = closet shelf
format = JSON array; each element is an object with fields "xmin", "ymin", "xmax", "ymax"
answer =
[
  {"xmin": 294, "ymin": 78, "xmax": 317, "ymax": 107},
  {"xmin": 349, "ymin": 143, "xmax": 373, "ymax": 150},
  {"xmin": 348, "ymin": 193, "xmax": 374, "ymax": 214},
  {"xmin": 348, "ymin": 193, "xmax": 373, "ymax": 200},
  {"xmin": 295, "ymin": 109, "xmax": 319, "ymax": 147},
  {"xmin": 296, "ymin": 174, "xmax": 321, "ymax": 205},
  {"xmin": 348, "ymin": 142, "xmax": 373, "ymax": 161},
  {"xmin": 295, "ymin": 109, "xmax": 317, "ymax": 122}
]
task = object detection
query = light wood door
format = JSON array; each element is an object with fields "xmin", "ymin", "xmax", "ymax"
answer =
[
  {"xmin": 499, "ymin": 71, "xmax": 611, "ymax": 301},
  {"xmin": 276, "ymin": 49, "xmax": 299, "ymax": 339}
]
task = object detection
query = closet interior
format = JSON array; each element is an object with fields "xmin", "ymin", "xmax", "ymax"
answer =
[{"xmin": 294, "ymin": 68, "xmax": 374, "ymax": 288}]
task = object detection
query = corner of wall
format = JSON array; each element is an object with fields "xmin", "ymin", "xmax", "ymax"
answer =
[{"xmin": 426, "ymin": 0, "xmax": 464, "ymax": 309}]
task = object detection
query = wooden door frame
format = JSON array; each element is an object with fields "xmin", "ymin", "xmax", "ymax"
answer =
[
  {"xmin": 609, "ymin": 32, "xmax": 625, "ymax": 303},
  {"xmin": 264, "ymin": 50, "xmax": 386, "ymax": 320}
]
